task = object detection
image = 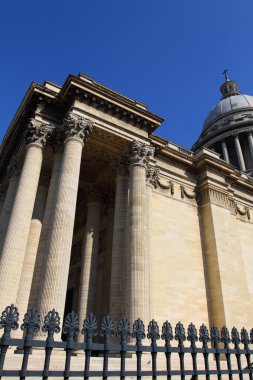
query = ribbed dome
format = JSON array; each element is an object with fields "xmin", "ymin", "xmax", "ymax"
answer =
[{"xmin": 203, "ymin": 94, "xmax": 253, "ymax": 131}]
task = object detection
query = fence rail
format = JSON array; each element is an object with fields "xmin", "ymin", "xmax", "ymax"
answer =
[{"xmin": 0, "ymin": 304, "xmax": 253, "ymax": 379}]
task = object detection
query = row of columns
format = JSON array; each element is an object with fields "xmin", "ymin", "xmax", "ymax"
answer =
[
  {"xmin": 0, "ymin": 114, "xmax": 156, "ymax": 334},
  {"xmin": 0, "ymin": 113, "xmax": 93, "ymax": 325},
  {"xmin": 220, "ymin": 132, "xmax": 253, "ymax": 171}
]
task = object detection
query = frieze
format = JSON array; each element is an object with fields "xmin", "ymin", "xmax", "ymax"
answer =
[
  {"xmin": 197, "ymin": 187, "xmax": 230, "ymax": 209},
  {"xmin": 146, "ymin": 164, "xmax": 174, "ymax": 194},
  {"xmin": 235, "ymin": 203, "xmax": 251, "ymax": 220},
  {"xmin": 63, "ymin": 113, "xmax": 94, "ymax": 144},
  {"xmin": 180, "ymin": 185, "xmax": 196, "ymax": 200}
]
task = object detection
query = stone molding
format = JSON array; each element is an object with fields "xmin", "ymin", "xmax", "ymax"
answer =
[
  {"xmin": 63, "ymin": 113, "xmax": 93, "ymax": 144},
  {"xmin": 25, "ymin": 119, "xmax": 52, "ymax": 148},
  {"xmin": 128, "ymin": 140, "xmax": 154, "ymax": 167}
]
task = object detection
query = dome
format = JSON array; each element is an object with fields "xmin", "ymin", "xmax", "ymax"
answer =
[{"xmin": 203, "ymin": 94, "xmax": 253, "ymax": 131}]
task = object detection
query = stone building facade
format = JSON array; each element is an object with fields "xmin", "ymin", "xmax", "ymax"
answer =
[{"xmin": 0, "ymin": 72, "xmax": 253, "ymax": 337}]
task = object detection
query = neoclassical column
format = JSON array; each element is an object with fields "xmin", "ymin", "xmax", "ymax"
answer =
[
  {"xmin": 221, "ymin": 140, "xmax": 230, "ymax": 163},
  {"xmin": 247, "ymin": 132, "xmax": 253, "ymax": 163},
  {"xmin": 38, "ymin": 113, "xmax": 93, "ymax": 323},
  {"xmin": 14, "ymin": 183, "xmax": 48, "ymax": 337},
  {"xmin": 29, "ymin": 136, "xmax": 64, "ymax": 309},
  {"xmin": 127, "ymin": 140, "xmax": 154, "ymax": 324},
  {"xmin": 234, "ymin": 134, "xmax": 246, "ymax": 171},
  {"xmin": 102, "ymin": 191, "xmax": 114, "ymax": 316},
  {"xmin": 109, "ymin": 158, "xmax": 129, "ymax": 323},
  {"xmin": 0, "ymin": 119, "xmax": 50, "ymax": 311},
  {"xmin": 145, "ymin": 165, "xmax": 158, "ymax": 324},
  {"xmin": 0, "ymin": 157, "xmax": 21, "ymax": 254},
  {"xmin": 77, "ymin": 186, "xmax": 101, "ymax": 341}
]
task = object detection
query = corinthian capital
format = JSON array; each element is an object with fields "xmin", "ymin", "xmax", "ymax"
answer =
[
  {"xmin": 128, "ymin": 140, "xmax": 154, "ymax": 167},
  {"xmin": 25, "ymin": 119, "xmax": 52, "ymax": 148},
  {"xmin": 63, "ymin": 113, "xmax": 93, "ymax": 144}
]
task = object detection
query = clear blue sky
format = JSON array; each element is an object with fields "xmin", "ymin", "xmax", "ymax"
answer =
[{"xmin": 1, "ymin": 0, "xmax": 253, "ymax": 149}]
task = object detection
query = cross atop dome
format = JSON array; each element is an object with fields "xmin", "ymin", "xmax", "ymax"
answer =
[{"xmin": 220, "ymin": 70, "xmax": 240, "ymax": 99}]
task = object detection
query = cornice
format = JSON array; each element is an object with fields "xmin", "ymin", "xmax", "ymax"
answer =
[{"xmin": 60, "ymin": 74, "xmax": 164, "ymax": 128}]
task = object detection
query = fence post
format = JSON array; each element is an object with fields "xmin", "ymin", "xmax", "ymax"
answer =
[
  {"xmin": 63, "ymin": 311, "xmax": 79, "ymax": 380},
  {"xmin": 187, "ymin": 323, "xmax": 198, "ymax": 380},
  {"xmin": 117, "ymin": 316, "xmax": 131, "ymax": 380},
  {"xmin": 161, "ymin": 321, "xmax": 173, "ymax": 380},
  {"xmin": 211, "ymin": 326, "xmax": 221, "ymax": 380},
  {"xmin": 20, "ymin": 308, "xmax": 40, "ymax": 380},
  {"xmin": 175, "ymin": 322, "xmax": 186, "ymax": 380},
  {"xmin": 241, "ymin": 328, "xmax": 252, "ymax": 380},
  {"xmin": 199, "ymin": 324, "xmax": 210, "ymax": 380},
  {"xmin": 42, "ymin": 309, "xmax": 61, "ymax": 380},
  {"xmin": 0, "ymin": 305, "xmax": 19, "ymax": 378},
  {"xmin": 147, "ymin": 320, "xmax": 160, "ymax": 380},
  {"xmin": 100, "ymin": 315, "xmax": 115, "ymax": 380},
  {"xmin": 132, "ymin": 319, "xmax": 145, "ymax": 380},
  {"xmin": 82, "ymin": 313, "xmax": 98, "ymax": 380},
  {"xmin": 221, "ymin": 326, "xmax": 232, "ymax": 380},
  {"xmin": 232, "ymin": 327, "xmax": 243, "ymax": 380}
]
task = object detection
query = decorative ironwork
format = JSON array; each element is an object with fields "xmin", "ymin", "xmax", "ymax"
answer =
[
  {"xmin": 42, "ymin": 309, "xmax": 61, "ymax": 335},
  {"xmin": 175, "ymin": 322, "xmax": 186, "ymax": 346},
  {"xmin": 100, "ymin": 315, "xmax": 115, "ymax": 340},
  {"xmin": 231, "ymin": 326, "xmax": 241, "ymax": 347},
  {"xmin": 199, "ymin": 324, "xmax": 210, "ymax": 346},
  {"xmin": 221, "ymin": 326, "xmax": 231, "ymax": 347},
  {"xmin": 0, "ymin": 307, "xmax": 252, "ymax": 379},
  {"xmin": 63, "ymin": 311, "xmax": 79, "ymax": 338},
  {"xmin": 0, "ymin": 304, "xmax": 19, "ymax": 333},
  {"xmin": 211, "ymin": 326, "xmax": 221, "ymax": 346},
  {"xmin": 117, "ymin": 316, "xmax": 131, "ymax": 342},
  {"xmin": 82, "ymin": 313, "xmax": 98, "ymax": 340},
  {"xmin": 161, "ymin": 321, "xmax": 173, "ymax": 343},
  {"xmin": 21, "ymin": 308, "xmax": 40, "ymax": 335},
  {"xmin": 147, "ymin": 319, "xmax": 160, "ymax": 343},
  {"xmin": 132, "ymin": 318, "xmax": 146, "ymax": 344},
  {"xmin": 187, "ymin": 323, "xmax": 198, "ymax": 346}
]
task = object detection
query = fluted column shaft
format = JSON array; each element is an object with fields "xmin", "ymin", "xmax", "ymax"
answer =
[
  {"xmin": 14, "ymin": 184, "xmax": 48, "ymax": 336},
  {"xmin": 109, "ymin": 168, "xmax": 129, "ymax": 323},
  {"xmin": 145, "ymin": 182, "xmax": 154, "ymax": 324},
  {"xmin": 0, "ymin": 169, "xmax": 20, "ymax": 254},
  {"xmin": 127, "ymin": 141, "xmax": 154, "ymax": 324},
  {"xmin": 29, "ymin": 149, "xmax": 63, "ymax": 308},
  {"xmin": 234, "ymin": 134, "xmax": 246, "ymax": 171},
  {"xmin": 102, "ymin": 204, "xmax": 114, "ymax": 315},
  {"xmin": 0, "ymin": 142, "xmax": 44, "ymax": 310},
  {"xmin": 221, "ymin": 140, "xmax": 230, "ymax": 163},
  {"xmin": 247, "ymin": 132, "xmax": 253, "ymax": 163},
  {"xmin": 77, "ymin": 201, "xmax": 100, "ymax": 340},
  {"xmin": 38, "ymin": 114, "xmax": 93, "ymax": 322}
]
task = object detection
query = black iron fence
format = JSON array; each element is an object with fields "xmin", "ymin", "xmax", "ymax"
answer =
[{"xmin": 0, "ymin": 304, "xmax": 253, "ymax": 379}]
